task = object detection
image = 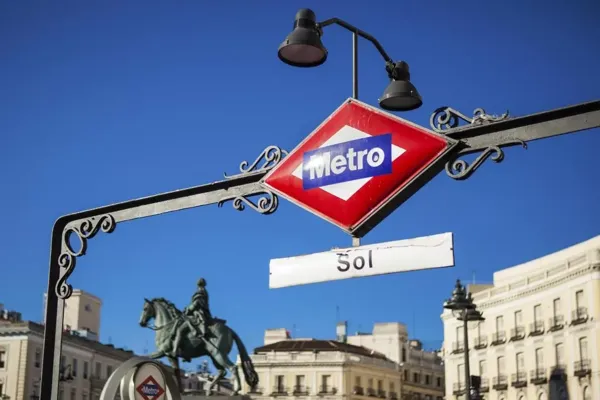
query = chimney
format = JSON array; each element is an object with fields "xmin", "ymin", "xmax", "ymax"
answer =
[{"xmin": 336, "ymin": 321, "xmax": 347, "ymax": 343}]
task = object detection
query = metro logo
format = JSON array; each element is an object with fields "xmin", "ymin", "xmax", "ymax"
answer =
[
  {"xmin": 302, "ymin": 134, "xmax": 392, "ymax": 189},
  {"xmin": 263, "ymin": 98, "xmax": 456, "ymax": 235},
  {"xmin": 136, "ymin": 376, "xmax": 165, "ymax": 400}
]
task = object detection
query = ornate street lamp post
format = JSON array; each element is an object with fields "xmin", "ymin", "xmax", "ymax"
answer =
[
  {"xmin": 443, "ymin": 280, "xmax": 484, "ymax": 400},
  {"xmin": 278, "ymin": 8, "xmax": 422, "ymax": 111}
]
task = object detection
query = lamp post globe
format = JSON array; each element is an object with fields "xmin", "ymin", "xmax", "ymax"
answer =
[{"xmin": 278, "ymin": 9, "xmax": 328, "ymax": 67}]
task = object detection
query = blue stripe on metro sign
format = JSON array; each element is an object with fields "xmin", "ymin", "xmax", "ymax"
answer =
[{"xmin": 302, "ymin": 134, "xmax": 392, "ymax": 190}]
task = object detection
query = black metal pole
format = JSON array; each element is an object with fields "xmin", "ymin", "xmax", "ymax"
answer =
[
  {"xmin": 352, "ymin": 32, "xmax": 358, "ymax": 99},
  {"xmin": 463, "ymin": 311, "xmax": 471, "ymax": 400}
]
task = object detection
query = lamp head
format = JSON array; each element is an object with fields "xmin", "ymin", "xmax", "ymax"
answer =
[
  {"xmin": 379, "ymin": 61, "xmax": 422, "ymax": 111},
  {"xmin": 278, "ymin": 9, "xmax": 328, "ymax": 67}
]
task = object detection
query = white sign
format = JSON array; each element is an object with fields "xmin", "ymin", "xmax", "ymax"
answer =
[{"xmin": 269, "ymin": 232, "xmax": 454, "ymax": 289}]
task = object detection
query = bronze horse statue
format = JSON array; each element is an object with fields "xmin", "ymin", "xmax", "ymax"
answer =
[{"xmin": 139, "ymin": 297, "xmax": 258, "ymax": 395}]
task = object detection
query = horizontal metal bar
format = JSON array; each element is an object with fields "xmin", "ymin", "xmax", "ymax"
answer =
[
  {"xmin": 451, "ymin": 100, "xmax": 600, "ymax": 153},
  {"xmin": 59, "ymin": 171, "xmax": 266, "ymax": 224}
]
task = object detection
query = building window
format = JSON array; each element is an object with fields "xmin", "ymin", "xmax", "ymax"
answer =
[
  {"xmin": 0, "ymin": 383, "xmax": 3, "ymax": 397},
  {"xmin": 497, "ymin": 356, "xmax": 505, "ymax": 375},
  {"xmin": 355, "ymin": 376, "xmax": 361, "ymax": 386},
  {"xmin": 403, "ymin": 370, "xmax": 408, "ymax": 381},
  {"xmin": 401, "ymin": 347, "xmax": 406, "ymax": 362},
  {"xmin": 83, "ymin": 361, "xmax": 89, "ymax": 379},
  {"xmin": 516, "ymin": 352, "xmax": 524, "ymax": 373},
  {"xmin": 70, "ymin": 388, "xmax": 76, "ymax": 400},
  {"xmin": 295, "ymin": 375, "xmax": 305, "ymax": 392},
  {"xmin": 553, "ymin": 298, "xmax": 561, "ymax": 316},
  {"xmin": 457, "ymin": 364, "xmax": 464, "ymax": 384},
  {"xmin": 368, "ymin": 378, "xmax": 374, "ymax": 388},
  {"xmin": 534, "ymin": 304, "xmax": 542, "ymax": 321},
  {"xmin": 425, "ymin": 375, "xmax": 430, "ymax": 385},
  {"xmin": 72, "ymin": 358, "xmax": 78, "ymax": 377},
  {"xmin": 555, "ymin": 343, "xmax": 565, "ymax": 366},
  {"xmin": 389, "ymin": 382, "xmax": 395, "ymax": 392},
  {"xmin": 575, "ymin": 290, "xmax": 584, "ymax": 308},
  {"xmin": 95, "ymin": 362, "xmax": 101, "ymax": 378},
  {"xmin": 377, "ymin": 380, "xmax": 383, "ymax": 391},
  {"xmin": 106, "ymin": 365, "xmax": 113, "ymax": 377},
  {"xmin": 275, "ymin": 375, "xmax": 285, "ymax": 393},
  {"xmin": 535, "ymin": 348, "xmax": 544, "ymax": 369},
  {"xmin": 583, "ymin": 386, "xmax": 592, "ymax": 400},
  {"xmin": 413, "ymin": 373, "xmax": 418, "ymax": 383},
  {"xmin": 59, "ymin": 390, "xmax": 64, "ymax": 400},
  {"xmin": 0, "ymin": 350, "xmax": 6, "ymax": 369},
  {"xmin": 321, "ymin": 375, "xmax": 331, "ymax": 392},
  {"xmin": 514, "ymin": 310, "xmax": 522, "ymax": 326},
  {"xmin": 60, "ymin": 355, "xmax": 66, "ymax": 369},
  {"xmin": 579, "ymin": 337, "xmax": 588, "ymax": 360},
  {"xmin": 35, "ymin": 348, "xmax": 41, "ymax": 368},
  {"xmin": 496, "ymin": 315, "xmax": 504, "ymax": 332},
  {"xmin": 436, "ymin": 377, "xmax": 441, "ymax": 387},
  {"xmin": 82, "ymin": 392, "xmax": 88, "ymax": 400},
  {"xmin": 85, "ymin": 304, "xmax": 92, "ymax": 312},
  {"xmin": 479, "ymin": 360, "xmax": 487, "ymax": 376}
]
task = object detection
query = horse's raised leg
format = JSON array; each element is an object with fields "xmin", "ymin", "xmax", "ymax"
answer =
[
  {"xmin": 209, "ymin": 352, "xmax": 240, "ymax": 395},
  {"xmin": 167, "ymin": 356, "xmax": 182, "ymax": 392},
  {"xmin": 206, "ymin": 357, "xmax": 226, "ymax": 397}
]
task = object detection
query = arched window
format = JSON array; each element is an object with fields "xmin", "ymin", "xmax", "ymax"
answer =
[
  {"xmin": 583, "ymin": 386, "xmax": 592, "ymax": 400},
  {"xmin": 538, "ymin": 392, "xmax": 547, "ymax": 400}
]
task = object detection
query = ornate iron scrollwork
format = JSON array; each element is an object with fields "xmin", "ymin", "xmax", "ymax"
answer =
[
  {"xmin": 224, "ymin": 146, "xmax": 288, "ymax": 179},
  {"xmin": 446, "ymin": 141, "xmax": 528, "ymax": 180},
  {"xmin": 218, "ymin": 190, "xmax": 279, "ymax": 215},
  {"xmin": 430, "ymin": 107, "xmax": 510, "ymax": 133},
  {"xmin": 56, "ymin": 214, "xmax": 116, "ymax": 299}
]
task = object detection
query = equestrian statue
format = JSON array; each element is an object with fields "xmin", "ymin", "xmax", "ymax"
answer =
[{"xmin": 139, "ymin": 278, "xmax": 258, "ymax": 395}]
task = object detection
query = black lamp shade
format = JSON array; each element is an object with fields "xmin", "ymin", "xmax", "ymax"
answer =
[
  {"xmin": 278, "ymin": 8, "xmax": 328, "ymax": 68},
  {"xmin": 379, "ymin": 79, "xmax": 422, "ymax": 111},
  {"xmin": 278, "ymin": 29, "xmax": 328, "ymax": 67}
]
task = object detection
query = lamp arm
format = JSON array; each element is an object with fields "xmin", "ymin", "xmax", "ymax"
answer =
[{"xmin": 317, "ymin": 18, "xmax": 393, "ymax": 63}]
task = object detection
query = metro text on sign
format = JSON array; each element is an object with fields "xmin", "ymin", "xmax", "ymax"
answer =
[{"xmin": 302, "ymin": 134, "xmax": 392, "ymax": 189}]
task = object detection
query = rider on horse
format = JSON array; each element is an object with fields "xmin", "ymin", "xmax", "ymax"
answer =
[{"xmin": 173, "ymin": 278, "xmax": 213, "ymax": 358}]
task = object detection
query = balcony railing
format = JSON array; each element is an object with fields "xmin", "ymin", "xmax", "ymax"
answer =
[
  {"xmin": 491, "ymin": 331, "xmax": 506, "ymax": 345},
  {"xmin": 529, "ymin": 320, "xmax": 544, "ymax": 336},
  {"xmin": 530, "ymin": 368, "xmax": 547, "ymax": 384},
  {"xmin": 293, "ymin": 385, "xmax": 309, "ymax": 395},
  {"xmin": 318, "ymin": 386, "xmax": 337, "ymax": 395},
  {"xmin": 367, "ymin": 388, "xmax": 377, "ymax": 397},
  {"xmin": 492, "ymin": 375, "xmax": 508, "ymax": 390},
  {"xmin": 548, "ymin": 315, "xmax": 564, "ymax": 332},
  {"xmin": 389, "ymin": 391, "xmax": 398, "ymax": 400},
  {"xmin": 511, "ymin": 372, "xmax": 527, "ymax": 388},
  {"xmin": 452, "ymin": 382, "xmax": 466, "ymax": 395},
  {"xmin": 574, "ymin": 359, "xmax": 591, "ymax": 377},
  {"xmin": 377, "ymin": 390, "xmax": 386, "ymax": 398},
  {"xmin": 474, "ymin": 336, "xmax": 487, "ymax": 349},
  {"xmin": 353, "ymin": 386, "xmax": 364, "ymax": 395},
  {"xmin": 480, "ymin": 378, "xmax": 489, "ymax": 392},
  {"xmin": 510, "ymin": 326, "xmax": 525, "ymax": 341},
  {"xmin": 451, "ymin": 341, "xmax": 465, "ymax": 354},
  {"xmin": 272, "ymin": 386, "xmax": 288, "ymax": 396},
  {"xmin": 571, "ymin": 307, "xmax": 588, "ymax": 325}
]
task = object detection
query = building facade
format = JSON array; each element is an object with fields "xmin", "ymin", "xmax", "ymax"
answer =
[
  {"xmin": 0, "ymin": 318, "xmax": 134, "ymax": 400},
  {"xmin": 441, "ymin": 235, "xmax": 600, "ymax": 400},
  {"xmin": 345, "ymin": 322, "xmax": 444, "ymax": 400},
  {"xmin": 43, "ymin": 290, "xmax": 102, "ymax": 341}
]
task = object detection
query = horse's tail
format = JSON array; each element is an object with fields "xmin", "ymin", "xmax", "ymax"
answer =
[{"xmin": 231, "ymin": 328, "xmax": 259, "ymax": 388}]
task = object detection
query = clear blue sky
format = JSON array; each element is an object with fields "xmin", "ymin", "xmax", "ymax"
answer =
[{"xmin": 1, "ymin": 1, "xmax": 599, "ymax": 370}]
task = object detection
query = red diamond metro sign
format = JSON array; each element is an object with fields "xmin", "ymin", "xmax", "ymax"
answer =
[{"xmin": 263, "ymin": 98, "xmax": 459, "ymax": 237}]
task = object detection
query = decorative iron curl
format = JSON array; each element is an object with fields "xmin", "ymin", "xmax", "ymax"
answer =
[
  {"xmin": 446, "ymin": 141, "xmax": 527, "ymax": 180},
  {"xmin": 218, "ymin": 190, "xmax": 279, "ymax": 215},
  {"xmin": 56, "ymin": 214, "xmax": 116, "ymax": 299},
  {"xmin": 224, "ymin": 146, "xmax": 288, "ymax": 179},
  {"xmin": 430, "ymin": 106, "xmax": 510, "ymax": 133}
]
